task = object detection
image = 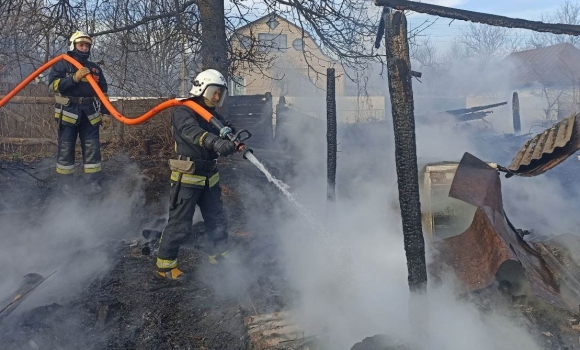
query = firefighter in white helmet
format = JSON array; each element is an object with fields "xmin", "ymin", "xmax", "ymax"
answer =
[
  {"xmin": 156, "ymin": 69, "xmax": 238, "ymax": 281},
  {"xmin": 47, "ymin": 31, "xmax": 109, "ymax": 193}
]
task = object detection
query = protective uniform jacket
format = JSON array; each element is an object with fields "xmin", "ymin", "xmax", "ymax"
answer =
[
  {"xmin": 171, "ymin": 101, "xmax": 229, "ymax": 189},
  {"xmin": 48, "ymin": 51, "xmax": 108, "ymax": 127}
]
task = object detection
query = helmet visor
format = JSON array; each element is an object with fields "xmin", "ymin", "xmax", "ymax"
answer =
[{"xmin": 203, "ymin": 85, "xmax": 227, "ymax": 107}]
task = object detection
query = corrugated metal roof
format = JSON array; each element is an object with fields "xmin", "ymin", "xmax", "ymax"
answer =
[{"xmin": 505, "ymin": 43, "xmax": 580, "ymax": 88}]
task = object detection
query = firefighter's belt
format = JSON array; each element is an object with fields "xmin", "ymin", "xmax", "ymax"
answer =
[
  {"xmin": 194, "ymin": 159, "xmax": 217, "ymax": 172},
  {"xmin": 169, "ymin": 159, "xmax": 195, "ymax": 174},
  {"xmin": 174, "ymin": 159, "xmax": 217, "ymax": 173},
  {"xmin": 66, "ymin": 96, "xmax": 97, "ymax": 105}
]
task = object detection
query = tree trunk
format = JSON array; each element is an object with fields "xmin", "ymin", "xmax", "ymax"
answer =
[
  {"xmin": 198, "ymin": 0, "xmax": 228, "ymax": 79},
  {"xmin": 375, "ymin": 0, "xmax": 580, "ymax": 36},
  {"xmin": 385, "ymin": 11, "xmax": 427, "ymax": 293}
]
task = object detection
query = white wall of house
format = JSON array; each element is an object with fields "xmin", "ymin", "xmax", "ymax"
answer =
[{"xmin": 276, "ymin": 96, "xmax": 386, "ymax": 124}]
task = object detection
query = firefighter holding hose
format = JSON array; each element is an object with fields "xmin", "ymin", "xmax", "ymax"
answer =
[
  {"xmin": 48, "ymin": 31, "xmax": 109, "ymax": 193},
  {"xmin": 156, "ymin": 69, "xmax": 237, "ymax": 281}
]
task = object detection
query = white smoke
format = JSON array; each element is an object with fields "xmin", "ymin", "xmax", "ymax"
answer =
[{"xmin": 0, "ymin": 163, "xmax": 145, "ymax": 315}]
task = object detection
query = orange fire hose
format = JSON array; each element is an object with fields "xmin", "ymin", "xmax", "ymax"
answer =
[{"xmin": 0, "ymin": 54, "xmax": 214, "ymax": 125}]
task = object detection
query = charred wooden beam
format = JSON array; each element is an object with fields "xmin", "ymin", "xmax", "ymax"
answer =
[
  {"xmin": 374, "ymin": 6, "xmax": 390, "ymax": 49},
  {"xmin": 327, "ymin": 68, "xmax": 337, "ymax": 203},
  {"xmin": 410, "ymin": 70, "xmax": 422, "ymax": 78},
  {"xmin": 385, "ymin": 11, "xmax": 427, "ymax": 292},
  {"xmin": 444, "ymin": 101, "xmax": 507, "ymax": 116},
  {"xmin": 455, "ymin": 111, "xmax": 492, "ymax": 121},
  {"xmin": 512, "ymin": 92, "xmax": 521, "ymax": 133},
  {"xmin": 375, "ymin": 0, "xmax": 580, "ymax": 36}
]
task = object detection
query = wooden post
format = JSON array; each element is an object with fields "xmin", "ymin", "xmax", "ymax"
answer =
[
  {"xmin": 327, "ymin": 68, "xmax": 337, "ymax": 204},
  {"xmin": 116, "ymin": 100, "xmax": 125, "ymax": 143},
  {"xmin": 274, "ymin": 96, "xmax": 286, "ymax": 140},
  {"xmin": 385, "ymin": 11, "xmax": 427, "ymax": 292},
  {"xmin": 512, "ymin": 92, "xmax": 521, "ymax": 134},
  {"xmin": 265, "ymin": 92, "xmax": 273, "ymax": 141},
  {"xmin": 141, "ymin": 139, "xmax": 151, "ymax": 155}
]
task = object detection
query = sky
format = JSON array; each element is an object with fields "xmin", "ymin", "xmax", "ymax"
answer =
[{"xmin": 407, "ymin": 0, "xmax": 566, "ymax": 48}]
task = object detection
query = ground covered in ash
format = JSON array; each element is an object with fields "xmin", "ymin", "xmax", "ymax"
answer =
[
  {"xmin": 1, "ymin": 132, "xmax": 580, "ymax": 350},
  {"xmin": 0, "ymin": 144, "xmax": 292, "ymax": 350}
]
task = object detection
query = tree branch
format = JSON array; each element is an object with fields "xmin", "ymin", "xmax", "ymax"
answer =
[{"xmin": 91, "ymin": 0, "xmax": 198, "ymax": 36}]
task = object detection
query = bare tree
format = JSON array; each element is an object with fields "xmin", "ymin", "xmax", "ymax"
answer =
[
  {"xmin": 459, "ymin": 23, "xmax": 522, "ymax": 62},
  {"xmin": 0, "ymin": 0, "xmax": 399, "ymax": 97},
  {"xmin": 412, "ymin": 37, "xmax": 439, "ymax": 71},
  {"xmin": 529, "ymin": 1, "xmax": 580, "ymax": 48}
]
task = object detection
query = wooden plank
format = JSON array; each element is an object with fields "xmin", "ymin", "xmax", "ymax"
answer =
[
  {"xmin": 0, "ymin": 137, "xmax": 56, "ymax": 145},
  {"xmin": 244, "ymin": 311, "xmax": 318, "ymax": 350},
  {"xmin": 0, "ymin": 96, "xmax": 55, "ymax": 104}
]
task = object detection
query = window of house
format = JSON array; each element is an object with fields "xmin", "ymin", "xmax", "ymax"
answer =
[
  {"xmin": 229, "ymin": 76, "xmax": 245, "ymax": 96},
  {"xmin": 292, "ymin": 38, "xmax": 304, "ymax": 51},
  {"xmin": 267, "ymin": 15, "xmax": 280, "ymax": 30},
  {"xmin": 258, "ymin": 33, "xmax": 287, "ymax": 52},
  {"xmin": 240, "ymin": 36, "xmax": 252, "ymax": 49}
]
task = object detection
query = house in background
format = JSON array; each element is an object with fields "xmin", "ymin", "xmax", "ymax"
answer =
[
  {"xmin": 466, "ymin": 43, "xmax": 580, "ymax": 134},
  {"xmin": 231, "ymin": 14, "xmax": 387, "ymax": 123},
  {"xmin": 231, "ymin": 13, "xmax": 345, "ymax": 97},
  {"xmin": 506, "ymin": 43, "xmax": 580, "ymax": 121}
]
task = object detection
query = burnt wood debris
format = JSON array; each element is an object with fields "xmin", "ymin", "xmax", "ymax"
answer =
[
  {"xmin": 385, "ymin": 11, "xmax": 427, "ymax": 292},
  {"xmin": 327, "ymin": 68, "xmax": 337, "ymax": 204},
  {"xmin": 375, "ymin": 0, "xmax": 580, "ymax": 36},
  {"xmin": 512, "ymin": 92, "xmax": 521, "ymax": 133}
]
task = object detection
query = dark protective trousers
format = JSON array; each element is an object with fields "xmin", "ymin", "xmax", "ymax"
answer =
[
  {"xmin": 158, "ymin": 183, "xmax": 228, "ymax": 261},
  {"xmin": 56, "ymin": 113, "xmax": 101, "ymax": 178}
]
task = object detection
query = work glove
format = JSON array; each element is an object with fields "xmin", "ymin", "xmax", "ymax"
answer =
[
  {"xmin": 73, "ymin": 67, "xmax": 91, "ymax": 82},
  {"xmin": 214, "ymin": 138, "xmax": 237, "ymax": 156},
  {"xmin": 203, "ymin": 133, "xmax": 236, "ymax": 156}
]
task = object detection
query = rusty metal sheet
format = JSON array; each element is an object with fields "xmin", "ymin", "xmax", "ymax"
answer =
[
  {"xmin": 439, "ymin": 152, "xmax": 580, "ymax": 313},
  {"xmin": 507, "ymin": 113, "xmax": 580, "ymax": 176}
]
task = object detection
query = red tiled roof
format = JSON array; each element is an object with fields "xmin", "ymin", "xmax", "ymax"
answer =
[{"xmin": 505, "ymin": 43, "xmax": 580, "ymax": 88}]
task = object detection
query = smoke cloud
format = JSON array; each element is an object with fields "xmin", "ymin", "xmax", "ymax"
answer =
[
  {"xmin": 0, "ymin": 162, "xmax": 145, "ymax": 316},
  {"xmin": 218, "ymin": 45, "xmax": 580, "ymax": 350}
]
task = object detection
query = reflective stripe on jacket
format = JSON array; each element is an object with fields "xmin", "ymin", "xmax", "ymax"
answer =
[{"xmin": 170, "ymin": 171, "xmax": 220, "ymax": 188}]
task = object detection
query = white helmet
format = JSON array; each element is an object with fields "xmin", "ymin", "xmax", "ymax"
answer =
[
  {"xmin": 190, "ymin": 69, "xmax": 228, "ymax": 107},
  {"xmin": 69, "ymin": 31, "xmax": 93, "ymax": 51}
]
